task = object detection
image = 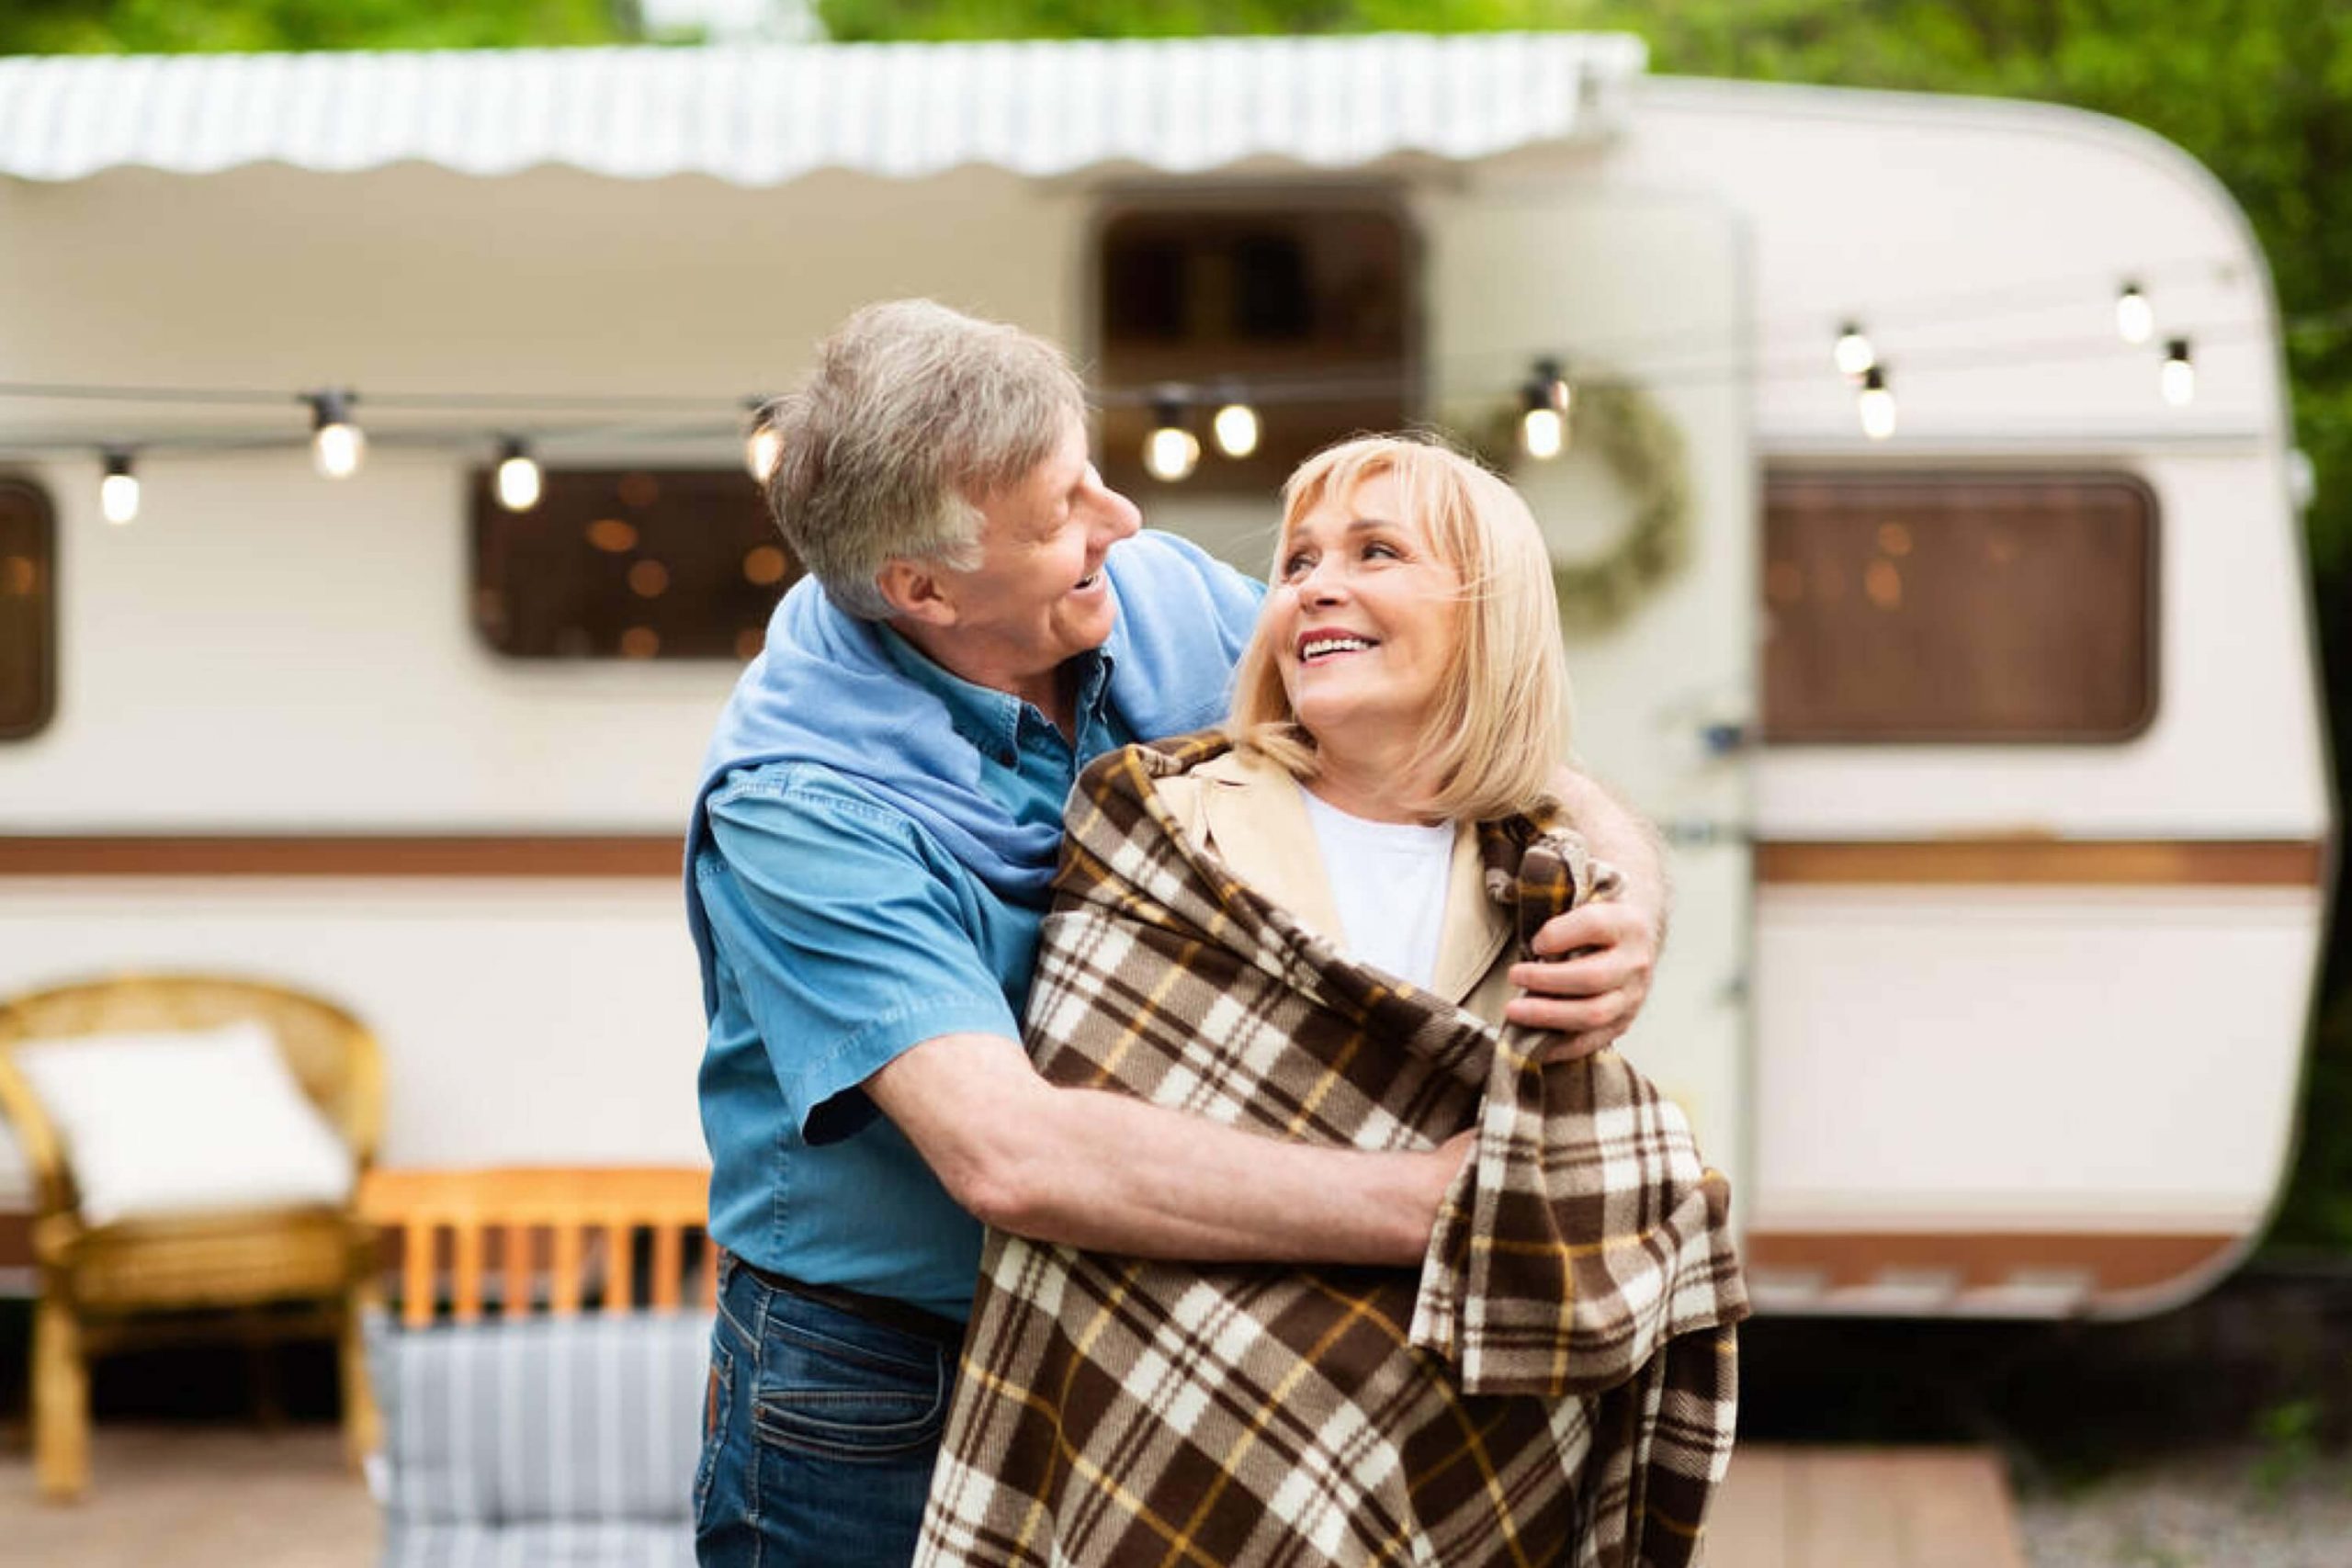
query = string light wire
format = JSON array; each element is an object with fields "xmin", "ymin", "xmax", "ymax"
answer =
[{"xmin": 1, "ymin": 290, "xmax": 2340, "ymax": 470}]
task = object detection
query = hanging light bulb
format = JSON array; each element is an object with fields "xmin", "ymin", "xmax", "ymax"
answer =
[
  {"xmin": 1143, "ymin": 398, "xmax": 1200, "ymax": 482},
  {"xmin": 99, "ymin": 450, "xmax": 140, "ymax": 526},
  {"xmin": 1834, "ymin": 321, "xmax": 1876, "ymax": 380},
  {"xmin": 2116, "ymin": 282, "xmax": 2155, "ymax": 345},
  {"xmin": 744, "ymin": 422, "xmax": 784, "ymax": 484},
  {"xmin": 1858, "ymin": 366, "xmax": 1897, "ymax": 441},
  {"xmin": 307, "ymin": 390, "xmax": 365, "ymax": 479},
  {"xmin": 2161, "ymin": 338, "xmax": 2196, "ymax": 407},
  {"xmin": 1519, "ymin": 377, "xmax": 1566, "ymax": 461},
  {"xmin": 1211, "ymin": 395, "xmax": 1261, "ymax": 459},
  {"xmin": 495, "ymin": 438, "xmax": 543, "ymax": 513}
]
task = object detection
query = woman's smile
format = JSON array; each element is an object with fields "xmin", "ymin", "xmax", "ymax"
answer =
[{"xmin": 1295, "ymin": 628, "xmax": 1378, "ymax": 664}]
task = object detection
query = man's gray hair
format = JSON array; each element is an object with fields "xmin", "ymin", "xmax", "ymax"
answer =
[{"xmin": 757, "ymin": 299, "xmax": 1089, "ymax": 620}]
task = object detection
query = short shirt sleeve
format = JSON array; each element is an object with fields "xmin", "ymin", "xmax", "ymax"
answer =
[{"xmin": 698, "ymin": 768, "xmax": 1022, "ymax": 1143}]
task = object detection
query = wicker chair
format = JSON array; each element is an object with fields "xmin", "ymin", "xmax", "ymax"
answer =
[{"xmin": 0, "ymin": 974, "xmax": 385, "ymax": 1501}]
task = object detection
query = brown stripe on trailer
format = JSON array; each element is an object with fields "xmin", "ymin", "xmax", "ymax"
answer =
[
  {"xmin": 0, "ymin": 1210, "xmax": 28, "ymax": 1272},
  {"xmin": 1757, "ymin": 840, "xmax": 2324, "ymax": 886},
  {"xmin": 0, "ymin": 831, "xmax": 2314, "ymax": 884},
  {"xmin": 0, "ymin": 834, "xmax": 2324, "ymax": 885},
  {"xmin": 0, "ymin": 834, "xmax": 684, "ymax": 878},
  {"xmin": 1742, "ymin": 1229, "xmax": 2241, "ymax": 1300}
]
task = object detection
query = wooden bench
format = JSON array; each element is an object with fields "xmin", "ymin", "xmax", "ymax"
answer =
[{"xmin": 357, "ymin": 1165, "xmax": 716, "ymax": 1325}]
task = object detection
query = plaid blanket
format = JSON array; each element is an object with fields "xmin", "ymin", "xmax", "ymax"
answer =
[{"xmin": 918, "ymin": 734, "xmax": 1748, "ymax": 1568}]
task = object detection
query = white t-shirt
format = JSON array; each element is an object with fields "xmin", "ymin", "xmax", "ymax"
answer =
[{"xmin": 1299, "ymin": 788, "xmax": 1456, "ymax": 989}]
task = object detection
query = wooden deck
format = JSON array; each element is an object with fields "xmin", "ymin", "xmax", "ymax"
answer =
[
  {"xmin": 1712, "ymin": 1445, "xmax": 2027, "ymax": 1568},
  {"xmin": 0, "ymin": 1427, "xmax": 2023, "ymax": 1567}
]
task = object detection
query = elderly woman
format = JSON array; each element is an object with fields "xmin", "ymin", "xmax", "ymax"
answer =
[{"xmin": 915, "ymin": 435, "xmax": 1748, "ymax": 1568}]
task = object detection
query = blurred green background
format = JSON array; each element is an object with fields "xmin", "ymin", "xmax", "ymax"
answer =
[{"xmin": 6, "ymin": 0, "xmax": 2347, "ymax": 1253}]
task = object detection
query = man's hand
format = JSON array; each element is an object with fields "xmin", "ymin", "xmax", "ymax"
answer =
[
  {"xmin": 1504, "ymin": 896, "xmax": 1661, "ymax": 1059},
  {"xmin": 1516, "ymin": 763, "xmax": 1669, "ymax": 1061}
]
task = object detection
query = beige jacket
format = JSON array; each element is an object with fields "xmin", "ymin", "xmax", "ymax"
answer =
[{"xmin": 1151, "ymin": 746, "xmax": 1522, "ymax": 1028}]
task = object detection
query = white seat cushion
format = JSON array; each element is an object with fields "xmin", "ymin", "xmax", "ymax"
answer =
[{"xmin": 12, "ymin": 1019, "xmax": 355, "ymax": 1225}]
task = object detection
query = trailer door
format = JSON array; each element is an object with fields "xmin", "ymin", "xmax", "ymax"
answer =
[{"xmin": 1422, "ymin": 184, "xmax": 1758, "ymax": 1208}]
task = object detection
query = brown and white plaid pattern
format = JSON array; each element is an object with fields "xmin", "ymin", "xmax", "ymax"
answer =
[{"xmin": 918, "ymin": 734, "xmax": 1748, "ymax": 1568}]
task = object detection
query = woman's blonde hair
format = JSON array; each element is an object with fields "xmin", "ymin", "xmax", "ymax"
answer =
[{"xmin": 1228, "ymin": 434, "xmax": 1571, "ymax": 822}]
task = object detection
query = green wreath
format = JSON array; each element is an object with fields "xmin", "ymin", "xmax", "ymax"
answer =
[{"xmin": 1452, "ymin": 377, "xmax": 1693, "ymax": 634}]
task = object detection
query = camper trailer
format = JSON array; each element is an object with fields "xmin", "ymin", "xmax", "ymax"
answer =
[{"xmin": 0, "ymin": 34, "xmax": 2329, "ymax": 1318}]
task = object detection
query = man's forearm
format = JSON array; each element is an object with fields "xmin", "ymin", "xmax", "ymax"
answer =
[
  {"xmin": 994, "ymin": 1083, "xmax": 1454, "ymax": 1263},
  {"xmin": 868, "ymin": 1030, "xmax": 1453, "ymax": 1266}
]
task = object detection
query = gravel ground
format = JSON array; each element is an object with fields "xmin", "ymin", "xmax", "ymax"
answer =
[{"xmin": 2017, "ymin": 1449, "xmax": 2352, "ymax": 1568}]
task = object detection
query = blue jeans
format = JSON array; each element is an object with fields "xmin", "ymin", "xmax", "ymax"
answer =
[{"xmin": 695, "ymin": 1255, "xmax": 956, "ymax": 1568}]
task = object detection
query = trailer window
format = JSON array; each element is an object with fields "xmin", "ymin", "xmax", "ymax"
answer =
[
  {"xmin": 1094, "ymin": 200, "xmax": 1413, "ymax": 496},
  {"xmin": 0, "ymin": 479, "xmax": 56, "ymax": 739},
  {"xmin": 470, "ymin": 468, "xmax": 796, "ymax": 661},
  {"xmin": 1761, "ymin": 472, "xmax": 2156, "ymax": 743}
]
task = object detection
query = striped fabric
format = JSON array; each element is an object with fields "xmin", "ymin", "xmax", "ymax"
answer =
[
  {"xmin": 368, "ymin": 1310, "xmax": 707, "ymax": 1568},
  {"xmin": 918, "ymin": 734, "xmax": 1748, "ymax": 1568},
  {"xmin": 0, "ymin": 33, "xmax": 1645, "ymax": 186},
  {"xmin": 386, "ymin": 1523, "xmax": 695, "ymax": 1568}
]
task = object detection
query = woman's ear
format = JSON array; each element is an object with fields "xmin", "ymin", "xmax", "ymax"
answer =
[{"xmin": 876, "ymin": 558, "xmax": 958, "ymax": 626}]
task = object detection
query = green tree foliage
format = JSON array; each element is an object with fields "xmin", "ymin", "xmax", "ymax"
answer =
[{"xmin": 0, "ymin": 0, "xmax": 628, "ymax": 54}]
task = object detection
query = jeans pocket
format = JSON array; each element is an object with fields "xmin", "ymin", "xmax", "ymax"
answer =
[
  {"xmin": 752, "ymin": 1337, "xmax": 947, "ymax": 1463},
  {"xmin": 693, "ymin": 1337, "xmax": 736, "ymax": 1529}
]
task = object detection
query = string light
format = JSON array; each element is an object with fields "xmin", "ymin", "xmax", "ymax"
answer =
[
  {"xmin": 1143, "ymin": 397, "xmax": 1200, "ymax": 482},
  {"xmin": 2116, "ymin": 282, "xmax": 2154, "ymax": 345},
  {"xmin": 1, "ymin": 256, "xmax": 2301, "ymax": 516},
  {"xmin": 743, "ymin": 399, "xmax": 784, "ymax": 484},
  {"xmin": 1520, "ymin": 400, "xmax": 1566, "ymax": 461},
  {"xmin": 494, "ymin": 437, "xmax": 543, "ymax": 512},
  {"xmin": 1834, "ymin": 321, "xmax": 1877, "ymax": 379},
  {"xmin": 306, "ymin": 389, "xmax": 365, "ymax": 479},
  {"xmin": 99, "ymin": 450, "xmax": 140, "ymax": 525},
  {"xmin": 1210, "ymin": 394, "xmax": 1261, "ymax": 459},
  {"xmin": 2161, "ymin": 338, "xmax": 2196, "ymax": 407},
  {"xmin": 1519, "ymin": 358, "xmax": 1569, "ymax": 461},
  {"xmin": 1858, "ymin": 366, "xmax": 1897, "ymax": 440}
]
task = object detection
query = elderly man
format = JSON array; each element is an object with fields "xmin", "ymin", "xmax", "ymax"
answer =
[{"xmin": 685, "ymin": 299, "xmax": 1668, "ymax": 1568}]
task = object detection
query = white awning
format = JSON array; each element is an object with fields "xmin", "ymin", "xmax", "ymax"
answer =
[{"xmin": 0, "ymin": 32, "xmax": 1645, "ymax": 186}]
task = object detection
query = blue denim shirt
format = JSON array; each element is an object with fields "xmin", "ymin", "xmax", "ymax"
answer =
[{"xmin": 695, "ymin": 630, "xmax": 1141, "ymax": 1321}]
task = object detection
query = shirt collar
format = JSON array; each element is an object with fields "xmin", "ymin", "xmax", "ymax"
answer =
[{"xmin": 874, "ymin": 624, "xmax": 1117, "ymax": 766}]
